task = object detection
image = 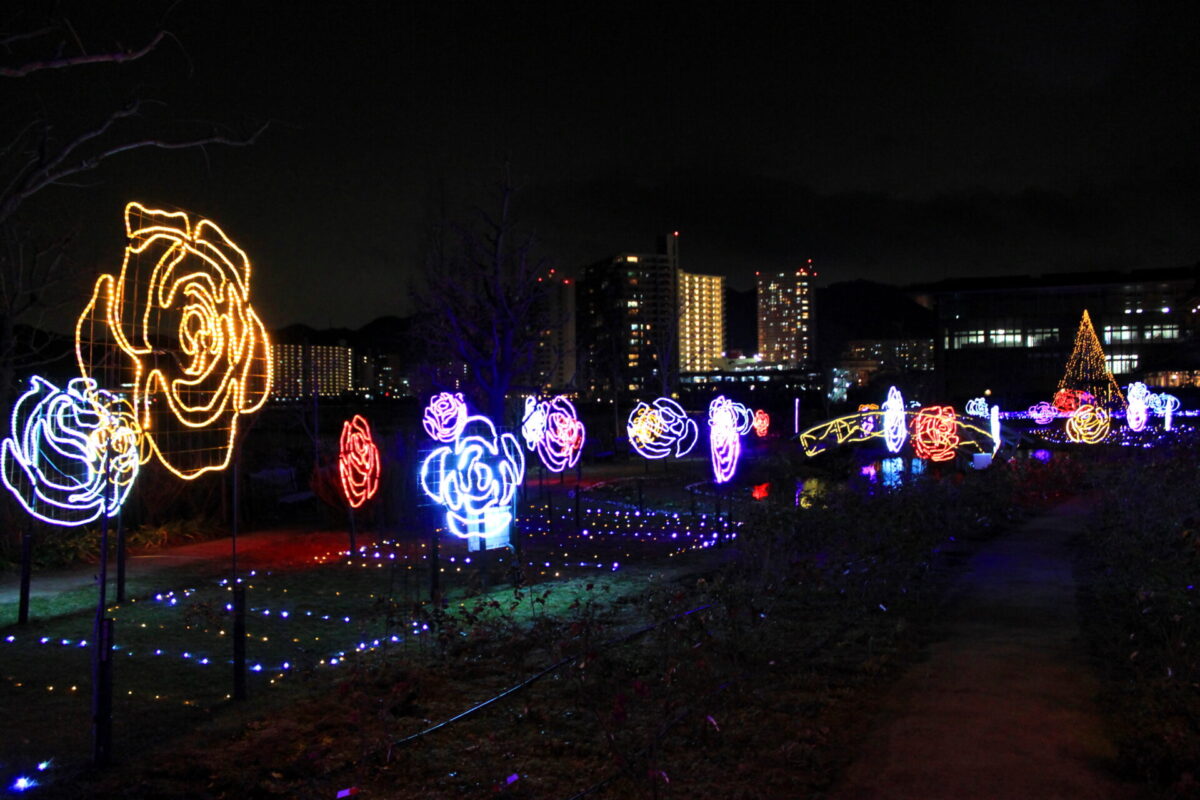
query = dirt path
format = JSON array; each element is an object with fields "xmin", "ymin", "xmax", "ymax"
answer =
[{"xmin": 830, "ymin": 497, "xmax": 1138, "ymax": 800}]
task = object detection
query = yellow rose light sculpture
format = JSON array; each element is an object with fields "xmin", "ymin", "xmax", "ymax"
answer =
[{"xmin": 75, "ymin": 202, "xmax": 272, "ymax": 479}]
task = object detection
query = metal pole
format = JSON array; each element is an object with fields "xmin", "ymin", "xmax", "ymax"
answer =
[
  {"xmin": 348, "ymin": 506, "xmax": 357, "ymax": 554},
  {"xmin": 92, "ymin": 458, "xmax": 113, "ymax": 766},
  {"xmin": 17, "ymin": 530, "xmax": 31, "ymax": 625},
  {"xmin": 115, "ymin": 511, "xmax": 126, "ymax": 604},
  {"xmin": 637, "ymin": 478, "xmax": 644, "ymax": 515},
  {"xmin": 231, "ymin": 440, "xmax": 246, "ymax": 701}
]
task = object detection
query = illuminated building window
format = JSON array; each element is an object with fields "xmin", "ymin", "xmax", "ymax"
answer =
[
  {"xmin": 1143, "ymin": 324, "xmax": 1179, "ymax": 340},
  {"xmin": 989, "ymin": 330, "xmax": 1022, "ymax": 347},
  {"xmin": 953, "ymin": 330, "xmax": 986, "ymax": 348},
  {"xmin": 1104, "ymin": 325, "xmax": 1136, "ymax": 344},
  {"xmin": 1026, "ymin": 328, "xmax": 1058, "ymax": 346},
  {"xmin": 1106, "ymin": 353, "xmax": 1139, "ymax": 374}
]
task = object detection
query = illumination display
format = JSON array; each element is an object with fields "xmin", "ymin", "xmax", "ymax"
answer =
[
  {"xmin": 338, "ymin": 415, "xmax": 380, "ymax": 508},
  {"xmin": 422, "ymin": 392, "xmax": 467, "ymax": 442},
  {"xmin": 420, "ymin": 415, "xmax": 524, "ymax": 539},
  {"xmin": 1125, "ymin": 383, "xmax": 1149, "ymax": 433},
  {"xmin": 1065, "ymin": 404, "xmax": 1110, "ymax": 444},
  {"xmin": 1057, "ymin": 310, "xmax": 1125, "ymax": 407},
  {"xmin": 521, "ymin": 396, "xmax": 585, "ymax": 472},
  {"xmin": 990, "ymin": 405, "xmax": 1001, "ymax": 455},
  {"xmin": 1029, "ymin": 401, "xmax": 1057, "ymax": 425},
  {"xmin": 751, "ymin": 409, "xmax": 770, "ymax": 438},
  {"xmin": 882, "ymin": 387, "xmax": 907, "ymax": 454},
  {"xmin": 1053, "ymin": 389, "xmax": 1093, "ymax": 413},
  {"xmin": 910, "ymin": 406, "xmax": 960, "ymax": 462},
  {"xmin": 1150, "ymin": 392, "xmax": 1181, "ymax": 430},
  {"xmin": 965, "ymin": 397, "xmax": 989, "ymax": 417},
  {"xmin": 74, "ymin": 202, "xmax": 272, "ymax": 480},
  {"xmin": 707, "ymin": 396, "xmax": 743, "ymax": 483},
  {"xmin": 627, "ymin": 398, "xmax": 698, "ymax": 459},
  {"xmin": 751, "ymin": 482, "xmax": 769, "ymax": 500},
  {"xmin": 858, "ymin": 403, "xmax": 880, "ymax": 434},
  {"xmin": 1, "ymin": 376, "xmax": 140, "ymax": 526}
]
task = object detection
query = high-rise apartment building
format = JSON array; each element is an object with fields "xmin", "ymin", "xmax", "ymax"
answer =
[
  {"xmin": 578, "ymin": 233, "xmax": 680, "ymax": 397},
  {"xmin": 757, "ymin": 262, "xmax": 817, "ymax": 367},
  {"xmin": 678, "ymin": 270, "xmax": 725, "ymax": 373},
  {"xmin": 270, "ymin": 343, "xmax": 355, "ymax": 400},
  {"xmin": 532, "ymin": 276, "xmax": 577, "ymax": 391}
]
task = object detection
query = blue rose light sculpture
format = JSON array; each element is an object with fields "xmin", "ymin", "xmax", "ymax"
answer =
[
  {"xmin": 1, "ymin": 376, "xmax": 141, "ymax": 526},
  {"xmin": 420, "ymin": 415, "xmax": 524, "ymax": 549}
]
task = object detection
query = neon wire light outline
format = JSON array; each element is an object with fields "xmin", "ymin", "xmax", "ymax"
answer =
[
  {"xmin": 627, "ymin": 397, "xmax": 698, "ymax": 459},
  {"xmin": 1, "ymin": 376, "xmax": 141, "ymax": 526},
  {"xmin": 420, "ymin": 415, "xmax": 525, "ymax": 539},
  {"xmin": 751, "ymin": 409, "xmax": 770, "ymax": 438},
  {"xmin": 882, "ymin": 386, "xmax": 907, "ymax": 454},
  {"xmin": 338, "ymin": 414, "xmax": 380, "ymax": 508},
  {"xmin": 74, "ymin": 202, "xmax": 272, "ymax": 480},
  {"xmin": 521, "ymin": 396, "xmax": 585, "ymax": 473},
  {"xmin": 708, "ymin": 396, "xmax": 743, "ymax": 483},
  {"xmin": 1065, "ymin": 404, "xmax": 1110, "ymax": 444},
  {"xmin": 422, "ymin": 392, "xmax": 467, "ymax": 442}
]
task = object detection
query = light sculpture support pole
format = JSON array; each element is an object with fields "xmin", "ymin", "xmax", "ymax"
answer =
[
  {"xmin": 115, "ymin": 511, "xmax": 127, "ymax": 604},
  {"xmin": 231, "ymin": 438, "xmax": 246, "ymax": 702},
  {"xmin": 17, "ymin": 529, "xmax": 31, "ymax": 625},
  {"xmin": 92, "ymin": 447, "xmax": 114, "ymax": 767}
]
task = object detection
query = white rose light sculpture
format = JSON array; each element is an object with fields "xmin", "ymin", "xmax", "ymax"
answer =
[
  {"xmin": 1, "ymin": 377, "xmax": 141, "ymax": 526},
  {"xmin": 420, "ymin": 414, "xmax": 525, "ymax": 549},
  {"xmin": 522, "ymin": 396, "xmax": 585, "ymax": 473}
]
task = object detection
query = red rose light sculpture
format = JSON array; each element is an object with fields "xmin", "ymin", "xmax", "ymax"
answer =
[
  {"xmin": 910, "ymin": 406, "xmax": 960, "ymax": 462},
  {"xmin": 338, "ymin": 415, "xmax": 380, "ymax": 508},
  {"xmin": 752, "ymin": 409, "xmax": 770, "ymax": 438}
]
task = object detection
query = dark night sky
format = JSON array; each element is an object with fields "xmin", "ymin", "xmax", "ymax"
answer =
[{"xmin": 12, "ymin": 1, "xmax": 1200, "ymax": 330}]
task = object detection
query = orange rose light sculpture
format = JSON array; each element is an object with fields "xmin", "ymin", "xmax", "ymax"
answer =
[
  {"xmin": 339, "ymin": 415, "xmax": 381, "ymax": 508},
  {"xmin": 1065, "ymin": 404, "xmax": 1110, "ymax": 444},
  {"xmin": 75, "ymin": 203, "xmax": 272, "ymax": 480},
  {"xmin": 910, "ymin": 406, "xmax": 960, "ymax": 462}
]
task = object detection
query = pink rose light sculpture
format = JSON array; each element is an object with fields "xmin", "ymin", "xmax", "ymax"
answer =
[
  {"xmin": 422, "ymin": 392, "xmax": 467, "ymax": 442},
  {"xmin": 1029, "ymin": 402, "xmax": 1057, "ymax": 425},
  {"xmin": 521, "ymin": 396, "xmax": 585, "ymax": 472}
]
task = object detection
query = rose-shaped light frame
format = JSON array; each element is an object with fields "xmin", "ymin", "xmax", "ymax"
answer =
[
  {"xmin": 339, "ymin": 414, "xmax": 380, "ymax": 508},
  {"xmin": 1065, "ymin": 404, "xmax": 1110, "ymax": 444},
  {"xmin": 1125, "ymin": 382, "xmax": 1150, "ymax": 433},
  {"xmin": 1, "ymin": 376, "xmax": 141, "ymax": 526},
  {"xmin": 74, "ymin": 202, "xmax": 272, "ymax": 480},
  {"xmin": 1053, "ymin": 389, "xmax": 1093, "ymax": 414},
  {"xmin": 423, "ymin": 392, "xmax": 468, "ymax": 442},
  {"xmin": 910, "ymin": 406, "xmax": 960, "ymax": 462},
  {"xmin": 708, "ymin": 395, "xmax": 743, "ymax": 483},
  {"xmin": 522, "ymin": 396, "xmax": 584, "ymax": 473},
  {"xmin": 751, "ymin": 409, "xmax": 770, "ymax": 438},
  {"xmin": 964, "ymin": 397, "xmax": 989, "ymax": 418},
  {"xmin": 627, "ymin": 397, "xmax": 697, "ymax": 459},
  {"xmin": 1028, "ymin": 401, "xmax": 1057, "ymax": 425},
  {"xmin": 420, "ymin": 415, "xmax": 524, "ymax": 539},
  {"xmin": 882, "ymin": 386, "xmax": 907, "ymax": 454}
]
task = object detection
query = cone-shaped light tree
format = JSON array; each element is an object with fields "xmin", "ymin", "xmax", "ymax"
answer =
[{"xmin": 1057, "ymin": 310, "xmax": 1126, "ymax": 407}]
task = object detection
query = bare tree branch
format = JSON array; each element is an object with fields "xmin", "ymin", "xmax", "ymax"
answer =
[{"xmin": 0, "ymin": 30, "xmax": 168, "ymax": 77}]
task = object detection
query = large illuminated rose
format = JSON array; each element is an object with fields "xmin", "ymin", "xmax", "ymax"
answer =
[
  {"xmin": 75, "ymin": 202, "xmax": 271, "ymax": 480},
  {"xmin": 338, "ymin": 414, "xmax": 380, "ymax": 508},
  {"xmin": 423, "ymin": 392, "xmax": 467, "ymax": 442},
  {"xmin": 420, "ymin": 416, "xmax": 524, "ymax": 539},
  {"xmin": 910, "ymin": 406, "xmax": 959, "ymax": 462},
  {"xmin": 523, "ymin": 396, "xmax": 584, "ymax": 472},
  {"xmin": 1065, "ymin": 404, "xmax": 1110, "ymax": 444},
  {"xmin": 1053, "ymin": 389, "xmax": 1093, "ymax": 414},
  {"xmin": 1, "ymin": 377, "xmax": 141, "ymax": 526},
  {"xmin": 881, "ymin": 386, "xmax": 907, "ymax": 453}
]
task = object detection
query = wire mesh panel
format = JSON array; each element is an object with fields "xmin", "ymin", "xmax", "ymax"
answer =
[{"xmin": 74, "ymin": 202, "xmax": 273, "ymax": 480}]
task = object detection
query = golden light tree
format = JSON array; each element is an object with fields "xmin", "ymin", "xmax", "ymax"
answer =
[{"xmin": 1056, "ymin": 310, "xmax": 1125, "ymax": 407}]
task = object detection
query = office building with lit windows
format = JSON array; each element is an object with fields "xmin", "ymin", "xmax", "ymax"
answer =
[
  {"xmin": 270, "ymin": 343, "xmax": 355, "ymax": 400},
  {"xmin": 909, "ymin": 265, "xmax": 1200, "ymax": 402},
  {"xmin": 757, "ymin": 263, "xmax": 816, "ymax": 367},
  {"xmin": 532, "ymin": 276, "xmax": 577, "ymax": 391},
  {"xmin": 678, "ymin": 270, "xmax": 725, "ymax": 373},
  {"xmin": 578, "ymin": 234, "xmax": 680, "ymax": 398}
]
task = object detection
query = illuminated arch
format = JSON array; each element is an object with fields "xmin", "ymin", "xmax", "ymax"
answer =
[{"xmin": 797, "ymin": 408, "xmax": 998, "ymax": 459}]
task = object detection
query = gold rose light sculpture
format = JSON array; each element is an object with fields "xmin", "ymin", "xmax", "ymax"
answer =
[{"xmin": 75, "ymin": 202, "xmax": 272, "ymax": 480}]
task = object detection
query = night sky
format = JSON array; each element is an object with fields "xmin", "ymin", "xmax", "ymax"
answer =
[{"xmin": 11, "ymin": 1, "xmax": 1200, "ymax": 330}]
